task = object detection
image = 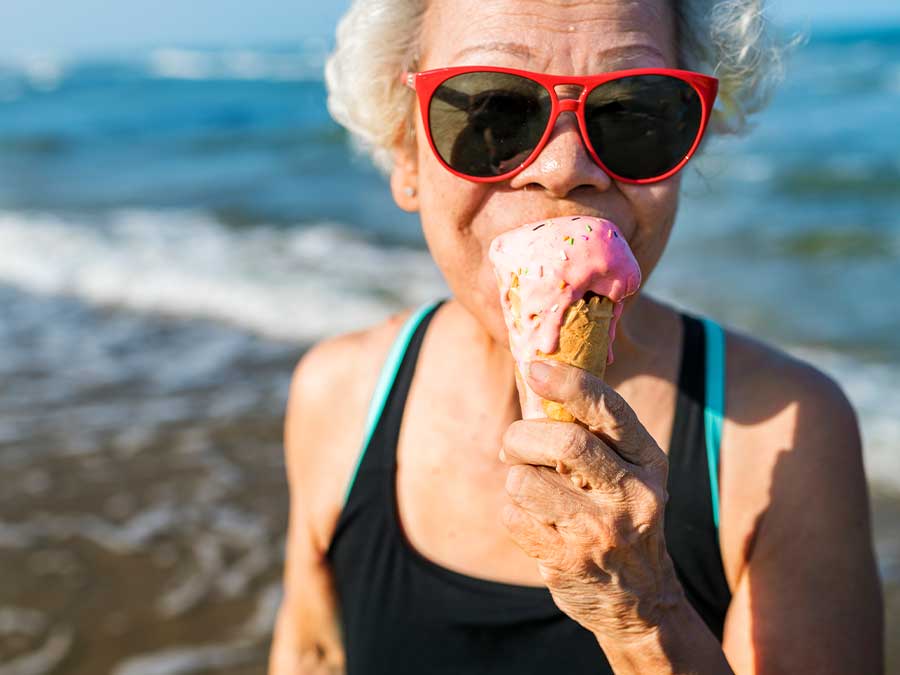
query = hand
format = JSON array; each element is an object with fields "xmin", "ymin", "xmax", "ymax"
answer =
[{"xmin": 499, "ymin": 359, "xmax": 684, "ymax": 642}]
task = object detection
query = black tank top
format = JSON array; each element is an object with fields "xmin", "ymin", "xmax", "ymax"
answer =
[{"xmin": 324, "ymin": 299, "xmax": 732, "ymax": 673}]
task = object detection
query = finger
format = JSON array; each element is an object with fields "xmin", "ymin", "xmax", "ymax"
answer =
[
  {"xmin": 500, "ymin": 501, "xmax": 564, "ymax": 563},
  {"xmin": 525, "ymin": 359, "xmax": 665, "ymax": 467},
  {"xmin": 502, "ymin": 419, "xmax": 634, "ymax": 491},
  {"xmin": 505, "ymin": 464, "xmax": 590, "ymax": 525}
]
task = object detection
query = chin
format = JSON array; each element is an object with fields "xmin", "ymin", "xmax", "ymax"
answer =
[
  {"xmin": 455, "ymin": 286, "xmax": 511, "ymax": 349},
  {"xmin": 480, "ymin": 300, "xmax": 512, "ymax": 349},
  {"xmin": 487, "ymin": 313, "xmax": 511, "ymax": 349}
]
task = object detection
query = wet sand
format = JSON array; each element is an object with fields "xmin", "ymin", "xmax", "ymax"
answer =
[
  {"xmin": 0, "ymin": 287, "xmax": 297, "ymax": 674},
  {"xmin": 873, "ymin": 488, "xmax": 900, "ymax": 673},
  {"xmin": 0, "ymin": 289, "xmax": 897, "ymax": 673}
]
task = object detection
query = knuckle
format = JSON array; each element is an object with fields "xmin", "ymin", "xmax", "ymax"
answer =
[
  {"xmin": 596, "ymin": 546, "xmax": 621, "ymax": 571},
  {"xmin": 500, "ymin": 503, "xmax": 519, "ymax": 529},
  {"xmin": 538, "ymin": 562, "xmax": 564, "ymax": 586},
  {"xmin": 569, "ymin": 509, "xmax": 603, "ymax": 544},
  {"xmin": 630, "ymin": 483, "xmax": 666, "ymax": 534},
  {"xmin": 571, "ymin": 555, "xmax": 600, "ymax": 583},
  {"xmin": 505, "ymin": 464, "xmax": 531, "ymax": 498},
  {"xmin": 501, "ymin": 420, "xmax": 523, "ymax": 451},
  {"xmin": 569, "ymin": 366, "xmax": 596, "ymax": 397},
  {"xmin": 602, "ymin": 388, "xmax": 628, "ymax": 419},
  {"xmin": 607, "ymin": 522, "xmax": 632, "ymax": 551},
  {"xmin": 560, "ymin": 424, "xmax": 592, "ymax": 466},
  {"xmin": 592, "ymin": 524, "xmax": 629, "ymax": 568},
  {"xmin": 551, "ymin": 548, "xmax": 592, "ymax": 581},
  {"xmin": 609, "ymin": 464, "xmax": 632, "ymax": 492}
]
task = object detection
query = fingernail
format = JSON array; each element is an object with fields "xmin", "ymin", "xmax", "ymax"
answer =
[
  {"xmin": 528, "ymin": 360, "xmax": 555, "ymax": 383},
  {"xmin": 498, "ymin": 448, "xmax": 506, "ymax": 462}
]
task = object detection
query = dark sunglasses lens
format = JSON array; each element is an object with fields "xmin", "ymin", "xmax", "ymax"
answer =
[
  {"xmin": 584, "ymin": 75, "xmax": 702, "ymax": 179},
  {"xmin": 428, "ymin": 72, "xmax": 551, "ymax": 177}
]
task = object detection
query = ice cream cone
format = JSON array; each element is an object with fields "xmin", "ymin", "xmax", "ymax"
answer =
[
  {"xmin": 508, "ymin": 281, "xmax": 613, "ymax": 421},
  {"xmin": 489, "ymin": 215, "xmax": 641, "ymax": 422}
]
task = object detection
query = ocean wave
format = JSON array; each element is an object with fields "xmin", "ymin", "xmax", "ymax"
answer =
[
  {"xmin": 0, "ymin": 209, "xmax": 898, "ymax": 495},
  {"xmin": 0, "ymin": 209, "xmax": 447, "ymax": 343},
  {"xmin": 0, "ymin": 42, "xmax": 330, "ymax": 88},
  {"xmin": 146, "ymin": 47, "xmax": 325, "ymax": 82},
  {"xmin": 0, "ymin": 25, "xmax": 896, "ymax": 89},
  {"xmin": 0, "ymin": 53, "xmax": 70, "ymax": 95},
  {"xmin": 773, "ymin": 228, "xmax": 899, "ymax": 259},
  {"xmin": 775, "ymin": 162, "xmax": 900, "ymax": 199}
]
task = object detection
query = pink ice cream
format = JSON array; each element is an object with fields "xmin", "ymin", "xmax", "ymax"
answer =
[{"xmin": 488, "ymin": 215, "xmax": 642, "ymax": 374}]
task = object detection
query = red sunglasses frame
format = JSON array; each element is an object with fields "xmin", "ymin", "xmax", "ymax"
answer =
[{"xmin": 401, "ymin": 65, "xmax": 719, "ymax": 185}]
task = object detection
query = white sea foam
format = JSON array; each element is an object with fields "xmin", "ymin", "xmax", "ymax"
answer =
[
  {"xmin": 0, "ymin": 629, "xmax": 73, "ymax": 675},
  {"xmin": 0, "ymin": 43, "xmax": 329, "ymax": 87},
  {"xmin": 0, "ymin": 607, "xmax": 73, "ymax": 675},
  {"xmin": 111, "ymin": 642, "xmax": 259, "ymax": 675},
  {"xmin": 0, "ymin": 208, "xmax": 897, "ymax": 493},
  {"xmin": 0, "ymin": 52, "xmax": 67, "ymax": 91},
  {"xmin": 147, "ymin": 47, "xmax": 324, "ymax": 82},
  {"xmin": 0, "ymin": 209, "xmax": 448, "ymax": 344}
]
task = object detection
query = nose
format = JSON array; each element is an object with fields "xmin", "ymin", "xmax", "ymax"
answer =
[{"xmin": 508, "ymin": 103, "xmax": 613, "ymax": 198}]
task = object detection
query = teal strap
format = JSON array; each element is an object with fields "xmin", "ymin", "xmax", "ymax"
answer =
[
  {"xmin": 700, "ymin": 317, "xmax": 725, "ymax": 533},
  {"xmin": 341, "ymin": 299, "xmax": 442, "ymax": 507}
]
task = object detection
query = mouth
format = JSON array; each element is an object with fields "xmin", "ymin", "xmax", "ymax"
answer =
[{"xmin": 495, "ymin": 212, "xmax": 633, "ymax": 243}]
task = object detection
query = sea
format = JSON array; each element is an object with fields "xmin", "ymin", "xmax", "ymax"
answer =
[{"xmin": 0, "ymin": 22, "xmax": 898, "ymax": 674}]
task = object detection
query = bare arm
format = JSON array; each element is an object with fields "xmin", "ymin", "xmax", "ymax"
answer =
[
  {"xmin": 721, "ymin": 363, "xmax": 884, "ymax": 674},
  {"xmin": 268, "ymin": 313, "xmax": 412, "ymax": 675},
  {"xmin": 269, "ymin": 345, "xmax": 347, "ymax": 675}
]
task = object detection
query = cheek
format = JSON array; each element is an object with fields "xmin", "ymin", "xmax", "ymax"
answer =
[
  {"xmin": 618, "ymin": 178, "xmax": 681, "ymax": 270},
  {"xmin": 414, "ymin": 128, "xmax": 492, "ymax": 285},
  {"xmin": 420, "ymin": 213, "xmax": 511, "ymax": 346},
  {"xmin": 414, "ymin": 143, "xmax": 511, "ymax": 344}
]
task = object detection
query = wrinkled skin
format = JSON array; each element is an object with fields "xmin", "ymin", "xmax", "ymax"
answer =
[
  {"xmin": 392, "ymin": 0, "xmax": 683, "ymax": 347},
  {"xmin": 391, "ymin": 0, "xmax": 688, "ymax": 641},
  {"xmin": 502, "ymin": 359, "xmax": 681, "ymax": 638}
]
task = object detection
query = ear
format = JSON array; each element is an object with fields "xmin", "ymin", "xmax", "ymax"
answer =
[{"xmin": 390, "ymin": 144, "xmax": 419, "ymax": 212}]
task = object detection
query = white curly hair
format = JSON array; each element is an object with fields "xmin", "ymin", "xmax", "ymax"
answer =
[{"xmin": 324, "ymin": 0, "xmax": 804, "ymax": 177}]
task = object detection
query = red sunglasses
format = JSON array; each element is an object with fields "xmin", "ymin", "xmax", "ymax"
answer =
[{"xmin": 401, "ymin": 65, "xmax": 718, "ymax": 185}]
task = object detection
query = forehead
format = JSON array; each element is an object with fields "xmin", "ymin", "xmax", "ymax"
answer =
[{"xmin": 419, "ymin": 0, "xmax": 677, "ymax": 72}]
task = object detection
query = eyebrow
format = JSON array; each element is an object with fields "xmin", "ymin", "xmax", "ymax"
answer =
[
  {"xmin": 450, "ymin": 41, "xmax": 534, "ymax": 61},
  {"xmin": 449, "ymin": 41, "xmax": 667, "ymax": 66}
]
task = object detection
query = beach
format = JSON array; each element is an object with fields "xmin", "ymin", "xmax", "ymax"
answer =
[
  {"xmin": 1, "ymin": 24, "xmax": 898, "ymax": 673},
  {"xmin": 0, "ymin": 287, "xmax": 897, "ymax": 673}
]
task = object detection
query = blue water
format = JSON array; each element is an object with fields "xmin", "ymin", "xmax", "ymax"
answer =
[
  {"xmin": 1, "ymin": 23, "xmax": 900, "ymax": 674},
  {"xmin": 2, "ymin": 27, "xmax": 896, "ymax": 244},
  {"xmin": 0, "ymin": 25, "xmax": 899, "ymax": 488}
]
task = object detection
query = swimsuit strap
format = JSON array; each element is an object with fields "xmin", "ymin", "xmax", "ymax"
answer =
[
  {"xmin": 700, "ymin": 316, "xmax": 726, "ymax": 532},
  {"xmin": 341, "ymin": 299, "xmax": 443, "ymax": 507},
  {"xmin": 344, "ymin": 301, "xmax": 727, "ymax": 533}
]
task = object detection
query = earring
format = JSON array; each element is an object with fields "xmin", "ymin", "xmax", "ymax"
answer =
[{"xmin": 404, "ymin": 186, "xmax": 416, "ymax": 197}]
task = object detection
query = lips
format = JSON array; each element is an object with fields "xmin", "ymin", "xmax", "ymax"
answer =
[{"xmin": 491, "ymin": 212, "xmax": 634, "ymax": 246}]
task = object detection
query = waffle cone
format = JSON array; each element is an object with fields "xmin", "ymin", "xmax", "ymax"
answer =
[{"xmin": 508, "ymin": 280, "xmax": 613, "ymax": 421}]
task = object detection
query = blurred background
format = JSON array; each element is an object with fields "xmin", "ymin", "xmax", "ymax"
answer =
[{"xmin": 0, "ymin": 0, "xmax": 897, "ymax": 673}]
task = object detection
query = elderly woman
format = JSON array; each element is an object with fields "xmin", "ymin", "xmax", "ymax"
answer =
[{"xmin": 269, "ymin": 0, "xmax": 884, "ymax": 673}]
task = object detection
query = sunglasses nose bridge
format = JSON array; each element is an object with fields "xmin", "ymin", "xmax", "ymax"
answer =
[{"xmin": 557, "ymin": 99, "xmax": 580, "ymax": 113}]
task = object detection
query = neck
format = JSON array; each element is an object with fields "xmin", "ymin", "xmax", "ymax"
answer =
[{"xmin": 603, "ymin": 291, "xmax": 668, "ymax": 388}]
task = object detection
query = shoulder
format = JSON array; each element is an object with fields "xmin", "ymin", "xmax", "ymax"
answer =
[
  {"xmin": 284, "ymin": 306, "xmax": 417, "ymax": 554},
  {"xmin": 716, "ymin": 323, "xmax": 863, "ymax": 586},
  {"xmin": 716, "ymin": 326, "xmax": 882, "ymax": 672},
  {"xmin": 288, "ymin": 308, "xmax": 414, "ymax": 415},
  {"xmin": 722, "ymin": 325, "xmax": 857, "ymax": 439}
]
